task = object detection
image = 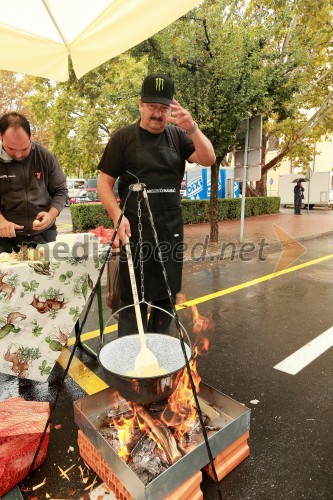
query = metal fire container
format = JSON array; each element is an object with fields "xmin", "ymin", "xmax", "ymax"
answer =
[{"xmin": 74, "ymin": 382, "xmax": 251, "ymax": 500}]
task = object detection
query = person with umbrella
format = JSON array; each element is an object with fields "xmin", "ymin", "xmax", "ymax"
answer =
[{"xmin": 293, "ymin": 178, "xmax": 305, "ymax": 215}]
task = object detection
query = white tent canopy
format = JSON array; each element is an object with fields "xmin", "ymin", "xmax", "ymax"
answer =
[{"xmin": 0, "ymin": 0, "xmax": 202, "ymax": 81}]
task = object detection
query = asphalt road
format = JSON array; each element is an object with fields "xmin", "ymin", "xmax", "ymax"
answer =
[{"xmin": 0, "ymin": 214, "xmax": 332, "ymax": 499}]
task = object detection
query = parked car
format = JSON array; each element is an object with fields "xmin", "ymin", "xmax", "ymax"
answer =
[
  {"xmin": 69, "ymin": 188, "xmax": 100, "ymax": 204},
  {"xmin": 86, "ymin": 178, "xmax": 98, "ymax": 189},
  {"xmin": 66, "ymin": 178, "xmax": 87, "ymax": 197},
  {"xmin": 65, "ymin": 177, "xmax": 87, "ymax": 206},
  {"xmin": 69, "ymin": 181, "xmax": 120, "ymax": 204}
]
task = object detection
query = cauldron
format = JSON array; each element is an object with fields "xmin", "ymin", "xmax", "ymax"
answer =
[{"xmin": 99, "ymin": 333, "xmax": 192, "ymax": 404}]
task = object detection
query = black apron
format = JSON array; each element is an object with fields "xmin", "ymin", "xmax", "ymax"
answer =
[{"xmin": 119, "ymin": 124, "xmax": 183, "ymax": 303}]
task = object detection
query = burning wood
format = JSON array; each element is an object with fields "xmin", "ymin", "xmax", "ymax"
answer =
[
  {"xmin": 99, "ymin": 406, "xmax": 169, "ymax": 485},
  {"xmin": 136, "ymin": 405, "xmax": 182, "ymax": 465},
  {"xmin": 131, "ymin": 433, "xmax": 168, "ymax": 481},
  {"xmin": 75, "ymin": 381, "xmax": 250, "ymax": 499},
  {"xmin": 97, "ymin": 386, "xmax": 223, "ymax": 482},
  {"xmin": 94, "ymin": 331, "xmax": 224, "ymax": 487},
  {"xmin": 105, "ymin": 398, "xmax": 132, "ymax": 419}
]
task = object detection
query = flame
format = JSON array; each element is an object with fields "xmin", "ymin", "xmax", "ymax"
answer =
[
  {"xmin": 194, "ymin": 334, "xmax": 210, "ymax": 356},
  {"xmin": 160, "ymin": 349, "xmax": 202, "ymax": 449},
  {"xmin": 111, "ymin": 407, "xmax": 137, "ymax": 461},
  {"xmin": 192, "ymin": 306, "xmax": 214, "ymax": 336},
  {"xmin": 110, "ymin": 358, "xmax": 204, "ymax": 456},
  {"xmin": 137, "ymin": 414, "xmax": 165, "ymax": 454},
  {"xmin": 177, "ymin": 292, "xmax": 213, "ymax": 354},
  {"xmin": 111, "ymin": 404, "xmax": 165, "ymax": 461}
]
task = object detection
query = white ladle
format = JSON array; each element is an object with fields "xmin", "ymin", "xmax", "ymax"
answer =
[{"xmin": 124, "ymin": 237, "xmax": 166, "ymax": 377}]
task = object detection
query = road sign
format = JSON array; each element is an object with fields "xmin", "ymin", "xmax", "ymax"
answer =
[
  {"xmin": 248, "ymin": 115, "xmax": 262, "ymax": 150},
  {"xmin": 234, "ymin": 115, "xmax": 262, "ymax": 169},
  {"xmin": 269, "ymin": 177, "xmax": 274, "ymax": 185},
  {"xmin": 235, "ymin": 115, "xmax": 262, "ymax": 151},
  {"xmin": 234, "ymin": 165, "xmax": 261, "ymax": 182},
  {"xmin": 234, "ymin": 148, "xmax": 261, "ymax": 167}
]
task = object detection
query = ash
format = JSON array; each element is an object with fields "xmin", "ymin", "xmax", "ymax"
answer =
[{"xmin": 131, "ymin": 433, "xmax": 168, "ymax": 484}]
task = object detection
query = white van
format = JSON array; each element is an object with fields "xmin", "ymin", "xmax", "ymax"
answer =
[{"xmin": 66, "ymin": 178, "xmax": 87, "ymax": 198}]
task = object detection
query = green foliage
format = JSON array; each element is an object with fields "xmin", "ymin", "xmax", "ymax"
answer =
[
  {"xmin": 132, "ymin": 0, "xmax": 309, "ymax": 158},
  {"xmin": 39, "ymin": 360, "xmax": 52, "ymax": 376},
  {"xmin": 71, "ymin": 204, "xmax": 114, "ymax": 231},
  {"xmin": 26, "ymin": 54, "xmax": 148, "ymax": 176},
  {"xmin": 134, "ymin": 0, "xmax": 333, "ymax": 173},
  {"xmin": 71, "ymin": 198, "xmax": 280, "ymax": 231},
  {"xmin": 2, "ymin": 0, "xmax": 332, "ymax": 186},
  {"xmin": 17, "ymin": 346, "xmax": 41, "ymax": 362},
  {"xmin": 182, "ymin": 197, "xmax": 280, "ymax": 223}
]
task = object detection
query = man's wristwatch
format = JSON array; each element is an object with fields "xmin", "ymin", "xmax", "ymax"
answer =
[{"xmin": 187, "ymin": 121, "xmax": 199, "ymax": 135}]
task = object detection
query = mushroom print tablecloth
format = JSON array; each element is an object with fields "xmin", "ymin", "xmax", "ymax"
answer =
[{"xmin": 0, "ymin": 256, "xmax": 100, "ymax": 382}]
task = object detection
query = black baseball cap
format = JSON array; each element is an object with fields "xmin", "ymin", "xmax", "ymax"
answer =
[{"xmin": 141, "ymin": 74, "xmax": 174, "ymax": 105}]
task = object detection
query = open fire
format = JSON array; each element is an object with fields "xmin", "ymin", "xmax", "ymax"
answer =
[
  {"xmin": 97, "ymin": 300, "xmax": 220, "ymax": 486},
  {"xmin": 75, "ymin": 384, "xmax": 250, "ymax": 498},
  {"xmin": 97, "ymin": 373, "xmax": 224, "ymax": 485},
  {"xmin": 74, "ymin": 298, "xmax": 250, "ymax": 498}
]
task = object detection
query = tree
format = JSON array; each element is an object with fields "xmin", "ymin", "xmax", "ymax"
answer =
[
  {"xmin": 252, "ymin": 0, "xmax": 333, "ymax": 194},
  {"xmin": 131, "ymin": 0, "xmax": 296, "ymax": 238},
  {"xmin": 1, "ymin": 56, "xmax": 148, "ymax": 177},
  {"xmin": 2, "ymin": 0, "xmax": 332, "ymax": 223},
  {"xmin": 0, "ymin": 70, "xmax": 52, "ymax": 145},
  {"xmin": 131, "ymin": 0, "xmax": 333, "ymax": 234},
  {"xmin": 24, "ymin": 55, "xmax": 148, "ymax": 176}
]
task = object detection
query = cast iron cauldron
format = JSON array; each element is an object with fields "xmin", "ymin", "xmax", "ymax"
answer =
[{"xmin": 99, "ymin": 334, "xmax": 192, "ymax": 405}]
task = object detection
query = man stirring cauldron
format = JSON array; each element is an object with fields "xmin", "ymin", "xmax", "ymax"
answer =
[{"xmin": 98, "ymin": 74, "xmax": 215, "ymax": 336}]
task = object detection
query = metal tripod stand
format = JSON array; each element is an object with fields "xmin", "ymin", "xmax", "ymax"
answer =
[{"xmin": 75, "ymin": 182, "xmax": 222, "ymax": 496}]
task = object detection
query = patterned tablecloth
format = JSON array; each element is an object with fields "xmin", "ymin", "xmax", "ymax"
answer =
[{"xmin": 0, "ymin": 253, "xmax": 101, "ymax": 382}]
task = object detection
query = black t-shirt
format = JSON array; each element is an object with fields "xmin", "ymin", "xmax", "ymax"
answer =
[{"xmin": 98, "ymin": 122, "xmax": 195, "ymax": 197}]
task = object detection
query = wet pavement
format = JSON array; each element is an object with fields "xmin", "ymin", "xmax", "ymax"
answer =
[
  {"xmin": 182, "ymin": 206, "xmax": 333, "ymax": 263},
  {"xmin": 1, "ymin": 206, "xmax": 333, "ymax": 499}
]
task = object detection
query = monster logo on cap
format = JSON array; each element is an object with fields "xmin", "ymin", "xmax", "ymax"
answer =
[
  {"xmin": 141, "ymin": 74, "xmax": 174, "ymax": 105},
  {"xmin": 155, "ymin": 77, "xmax": 164, "ymax": 91}
]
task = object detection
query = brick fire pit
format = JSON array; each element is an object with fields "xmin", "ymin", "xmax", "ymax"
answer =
[{"xmin": 74, "ymin": 383, "xmax": 251, "ymax": 499}]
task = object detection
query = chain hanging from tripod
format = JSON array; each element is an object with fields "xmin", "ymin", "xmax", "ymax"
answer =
[
  {"xmin": 139, "ymin": 184, "xmax": 222, "ymax": 497},
  {"xmin": 137, "ymin": 194, "xmax": 145, "ymax": 303}
]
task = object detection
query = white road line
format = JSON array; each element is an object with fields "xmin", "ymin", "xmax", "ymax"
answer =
[{"xmin": 274, "ymin": 327, "xmax": 333, "ymax": 375}]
